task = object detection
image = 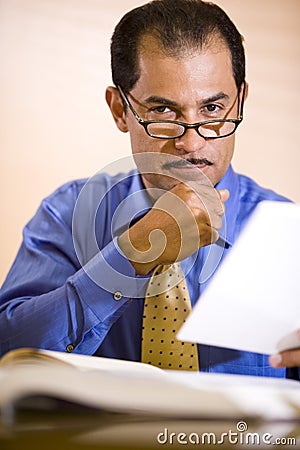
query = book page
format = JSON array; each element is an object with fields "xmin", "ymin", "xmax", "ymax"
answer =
[
  {"xmin": 1, "ymin": 362, "xmax": 300, "ymax": 421},
  {"xmin": 0, "ymin": 348, "xmax": 163, "ymax": 376},
  {"xmin": 0, "ymin": 362, "xmax": 242, "ymax": 419},
  {"xmin": 1, "ymin": 347, "xmax": 300, "ymax": 420}
]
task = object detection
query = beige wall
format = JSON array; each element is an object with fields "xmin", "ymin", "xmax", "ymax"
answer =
[{"xmin": 1, "ymin": 0, "xmax": 299, "ymax": 284}]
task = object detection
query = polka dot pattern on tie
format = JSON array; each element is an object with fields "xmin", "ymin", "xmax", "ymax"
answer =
[{"xmin": 141, "ymin": 263, "xmax": 199, "ymax": 371}]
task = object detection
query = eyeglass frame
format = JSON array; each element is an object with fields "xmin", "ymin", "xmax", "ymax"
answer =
[{"xmin": 117, "ymin": 81, "xmax": 246, "ymax": 140}]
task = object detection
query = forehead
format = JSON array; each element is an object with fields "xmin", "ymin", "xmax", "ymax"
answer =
[{"xmin": 134, "ymin": 35, "xmax": 236, "ymax": 99}]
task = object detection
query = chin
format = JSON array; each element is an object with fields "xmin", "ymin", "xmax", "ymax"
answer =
[{"xmin": 142, "ymin": 174, "xmax": 180, "ymax": 192}]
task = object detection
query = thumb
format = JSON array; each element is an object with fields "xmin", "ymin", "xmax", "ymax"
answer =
[{"xmin": 218, "ymin": 189, "xmax": 230, "ymax": 203}]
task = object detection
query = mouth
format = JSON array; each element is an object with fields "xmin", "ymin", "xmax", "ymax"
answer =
[{"xmin": 162, "ymin": 158, "xmax": 213, "ymax": 170}]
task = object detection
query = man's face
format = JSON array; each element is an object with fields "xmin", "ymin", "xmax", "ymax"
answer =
[{"xmin": 114, "ymin": 36, "xmax": 241, "ymax": 190}]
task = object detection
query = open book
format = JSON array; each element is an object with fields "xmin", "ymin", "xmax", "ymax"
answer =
[{"xmin": 0, "ymin": 348, "xmax": 299, "ymax": 423}]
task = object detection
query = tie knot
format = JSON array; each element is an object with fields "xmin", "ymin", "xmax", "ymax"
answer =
[
  {"xmin": 154, "ymin": 262, "xmax": 183, "ymax": 276},
  {"xmin": 146, "ymin": 263, "xmax": 184, "ymax": 297}
]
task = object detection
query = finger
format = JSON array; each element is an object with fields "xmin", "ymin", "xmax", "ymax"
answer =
[{"xmin": 269, "ymin": 349, "xmax": 300, "ymax": 368}]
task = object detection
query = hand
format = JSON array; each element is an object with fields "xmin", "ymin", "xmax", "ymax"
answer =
[
  {"xmin": 118, "ymin": 182, "xmax": 229, "ymax": 275},
  {"xmin": 269, "ymin": 330, "xmax": 300, "ymax": 368}
]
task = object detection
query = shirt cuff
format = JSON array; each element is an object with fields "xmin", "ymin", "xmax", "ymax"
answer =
[{"xmin": 71, "ymin": 237, "xmax": 150, "ymax": 322}]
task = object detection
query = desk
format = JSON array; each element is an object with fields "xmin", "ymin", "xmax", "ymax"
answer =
[{"xmin": 1, "ymin": 404, "xmax": 300, "ymax": 450}]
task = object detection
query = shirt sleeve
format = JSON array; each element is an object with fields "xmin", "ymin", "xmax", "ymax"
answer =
[{"xmin": 0, "ymin": 181, "xmax": 148, "ymax": 357}]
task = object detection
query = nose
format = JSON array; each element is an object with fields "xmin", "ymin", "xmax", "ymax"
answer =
[{"xmin": 174, "ymin": 127, "xmax": 206, "ymax": 154}]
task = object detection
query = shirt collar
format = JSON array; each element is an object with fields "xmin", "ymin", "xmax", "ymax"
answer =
[{"xmin": 215, "ymin": 164, "xmax": 240, "ymax": 247}]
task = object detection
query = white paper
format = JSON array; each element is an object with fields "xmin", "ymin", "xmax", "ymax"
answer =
[{"xmin": 178, "ymin": 201, "xmax": 300, "ymax": 355}]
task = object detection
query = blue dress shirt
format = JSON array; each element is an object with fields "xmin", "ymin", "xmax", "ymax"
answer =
[{"xmin": 0, "ymin": 165, "xmax": 298, "ymax": 380}]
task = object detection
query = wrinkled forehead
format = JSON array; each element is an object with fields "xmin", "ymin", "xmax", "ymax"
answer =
[{"xmin": 134, "ymin": 32, "xmax": 235, "ymax": 95}]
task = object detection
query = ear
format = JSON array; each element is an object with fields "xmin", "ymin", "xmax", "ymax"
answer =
[{"xmin": 105, "ymin": 86, "xmax": 129, "ymax": 133}]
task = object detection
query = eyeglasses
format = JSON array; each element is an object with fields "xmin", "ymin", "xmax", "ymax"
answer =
[{"xmin": 117, "ymin": 82, "xmax": 245, "ymax": 140}]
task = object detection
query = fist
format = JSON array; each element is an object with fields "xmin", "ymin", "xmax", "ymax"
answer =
[{"xmin": 119, "ymin": 181, "xmax": 229, "ymax": 275}]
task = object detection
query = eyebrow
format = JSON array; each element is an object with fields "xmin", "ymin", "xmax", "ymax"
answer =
[
  {"xmin": 144, "ymin": 96, "xmax": 178, "ymax": 107},
  {"xmin": 144, "ymin": 92, "xmax": 230, "ymax": 107}
]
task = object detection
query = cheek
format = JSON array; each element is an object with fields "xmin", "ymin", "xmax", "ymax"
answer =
[
  {"xmin": 129, "ymin": 128, "xmax": 155, "ymax": 156},
  {"xmin": 129, "ymin": 125, "xmax": 173, "ymax": 157},
  {"xmin": 209, "ymin": 137, "xmax": 235, "ymax": 184},
  {"xmin": 215, "ymin": 136, "xmax": 235, "ymax": 163}
]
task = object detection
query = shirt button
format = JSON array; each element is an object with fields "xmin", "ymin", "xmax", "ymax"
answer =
[
  {"xmin": 66, "ymin": 344, "xmax": 75, "ymax": 353},
  {"xmin": 113, "ymin": 291, "xmax": 123, "ymax": 301}
]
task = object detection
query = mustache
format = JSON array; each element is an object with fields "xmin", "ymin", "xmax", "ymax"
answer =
[{"xmin": 162, "ymin": 158, "xmax": 213, "ymax": 170}]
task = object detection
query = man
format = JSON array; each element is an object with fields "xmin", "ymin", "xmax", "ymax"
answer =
[{"xmin": 0, "ymin": 0, "xmax": 299, "ymax": 377}]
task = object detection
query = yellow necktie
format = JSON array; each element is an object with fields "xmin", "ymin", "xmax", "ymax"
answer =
[{"xmin": 141, "ymin": 263, "xmax": 199, "ymax": 371}]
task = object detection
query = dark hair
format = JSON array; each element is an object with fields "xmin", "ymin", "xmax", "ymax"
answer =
[{"xmin": 111, "ymin": 0, "xmax": 245, "ymax": 93}]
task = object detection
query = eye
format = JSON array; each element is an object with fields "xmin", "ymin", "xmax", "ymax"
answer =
[
  {"xmin": 150, "ymin": 105, "xmax": 172, "ymax": 114},
  {"xmin": 147, "ymin": 105, "xmax": 177, "ymax": 120},
  {"xmin": 205, "ymin": 104, "xmax": 221, "ymax": 113}
]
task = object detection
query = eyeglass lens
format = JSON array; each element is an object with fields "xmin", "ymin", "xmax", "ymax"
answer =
[{"xmin": 146, "ymin": 120, "xmax": 237, "ymax": 139}]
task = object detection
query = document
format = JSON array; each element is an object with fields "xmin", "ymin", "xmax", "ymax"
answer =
[{"xmin": 178, "ymin": 201, "xmax": 300, "ymax": 355}]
